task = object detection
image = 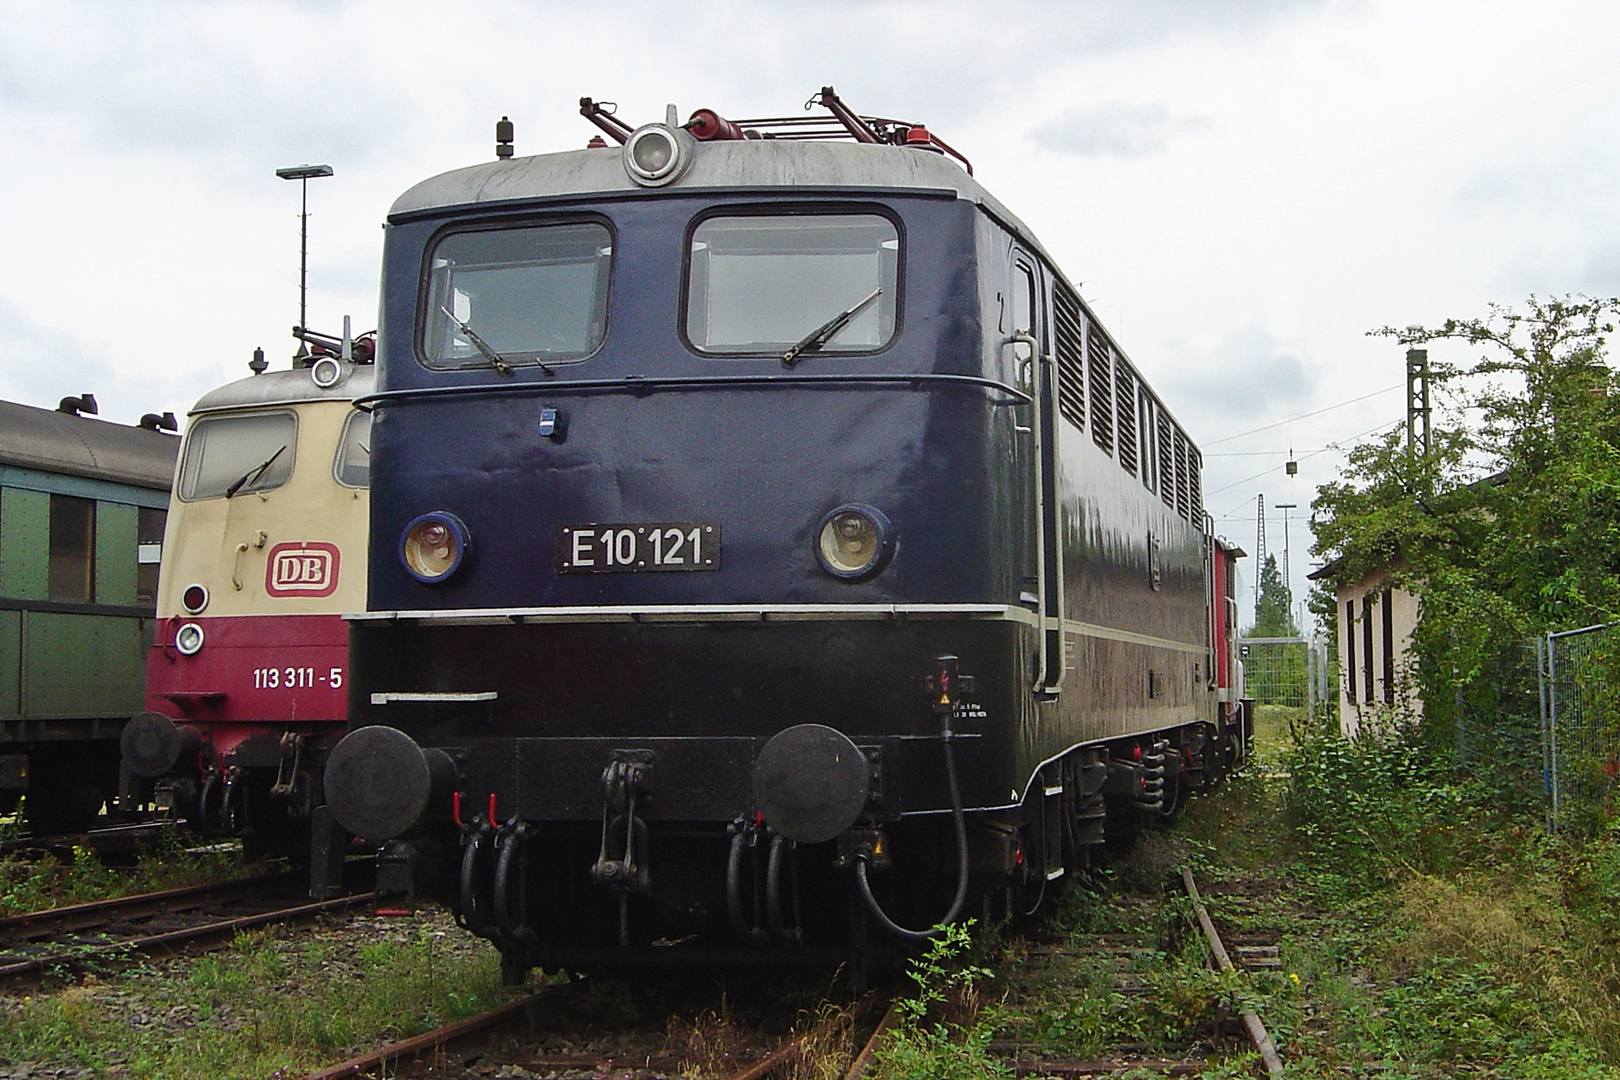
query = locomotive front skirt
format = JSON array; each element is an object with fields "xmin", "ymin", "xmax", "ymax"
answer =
[{"xmin": 323, "ymin": 106, "xmax": 1248, "ymax": 980}]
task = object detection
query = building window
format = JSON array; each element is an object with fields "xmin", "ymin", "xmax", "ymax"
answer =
[
  {"xmin": 1362, "ymin": 592, "xmax": 1376, "ymax": 705},
  {"xmin": 49, "ymin": 495, "xmax": 95, "ymax": 602},
  {"xmin": 1345, "ymin": 598, "xmax": 1357, "ymax": 704},
  {"xmin": 137, "ymin": 506, "xmax": 166, "ymax": 606},
  {"xmin": 1382, "ymin": 587, "xmax": 1396, "ymax": 705}
]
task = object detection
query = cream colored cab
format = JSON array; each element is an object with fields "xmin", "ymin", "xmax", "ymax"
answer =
[{"xmin": 159, "ymin": 367, "xmax": 372, "ymax": 622}]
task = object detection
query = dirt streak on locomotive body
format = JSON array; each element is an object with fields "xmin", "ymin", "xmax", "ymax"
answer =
[
  {"xmin": 326, "ymin": 94, "xmax": 1248, "ymax": 980},
  {"xmin": 122, "ymin": 355, "xmax": 372, "ymax": 870}
]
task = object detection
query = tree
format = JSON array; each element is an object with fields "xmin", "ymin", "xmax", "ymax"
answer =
[
  {"xmin": 1311, "ymin": 294, "xmax": 1620, "ymax": 759},
  {"xmin": 1249, "ymin": 553, "xmax": 1299, "ymax": 637}
]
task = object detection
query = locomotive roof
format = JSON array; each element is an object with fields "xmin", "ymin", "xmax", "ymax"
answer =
[
  {"xmin": 0, "ymin": 399, "xmax": 178, "ymax": 491},
  {"xmin": 389, "ymin": 137, "xmax": 1201, "ymax": 452},
  {"xmin": 189, "ymin": 362, "xmax": 376, "ymax": 416},
  {"xmin": 389, "ymin": 140, "xmax": 1051, "ymax": 257}
]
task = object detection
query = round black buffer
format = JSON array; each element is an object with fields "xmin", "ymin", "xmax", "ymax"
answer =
[
  {"xmin": 752, "ymin": 724, "xmax": 871, "ymax": 844},
  {"xmin": 324, "ymin": 725, "xmax": 453, "ymax": 841},
  {"xmin": 121, "ymin": 711, "xmax": 197, "ymax": 779}
]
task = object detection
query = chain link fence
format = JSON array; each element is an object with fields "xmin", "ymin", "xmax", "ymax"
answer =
[
  {"xmin": 1540, "ymin": 622, "xmax": 1620, "ymax": 832},
  {"xmin": 1239, "ymin": 636, "xmax": 1331, "ymax": 710}
]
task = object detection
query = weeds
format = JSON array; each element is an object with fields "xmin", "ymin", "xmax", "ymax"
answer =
[
  {"xmin": 0, "ymin": 916, "xmax": 513, "ymax": 1078},
  {"xmin": 0, "ymin": 829, "xmax": 248, "ymax": 918}
]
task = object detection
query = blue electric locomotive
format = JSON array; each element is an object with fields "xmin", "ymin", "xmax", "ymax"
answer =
[{"xmin": 324, "ymin": 91, "xmax": 1248, "ymax": 982}]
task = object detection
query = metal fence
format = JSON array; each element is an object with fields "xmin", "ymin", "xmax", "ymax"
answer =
[
  {"xmin": 1240, "ymin": 636, "xmax": 1330, "ymax": 711},
  {"xmin": 1540, "ymin": 622, "xmax": 1620, "ymax": 832}
]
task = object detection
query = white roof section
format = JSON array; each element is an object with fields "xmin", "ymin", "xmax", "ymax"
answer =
[
  {"xmin": 189, "ymin": 363, "xmax": 377, "ymax": 416},
  {"xmin": 388, "ymin": 139, "xmax": 1043, "ymax": 248}
]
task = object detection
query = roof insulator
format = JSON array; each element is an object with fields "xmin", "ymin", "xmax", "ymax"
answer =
[
  {"xmin": 495, "ymin": 116, "xmax": 514, "ymax": 160},
  {"xmin": 586, "ymin": 135, "xmax": 609, "ymax": 149}
]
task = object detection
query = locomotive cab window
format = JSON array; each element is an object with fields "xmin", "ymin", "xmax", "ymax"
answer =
[
  {"xmin": 334, "ymin": 409, "xmax": 372, "ymax": 488},
  {"xmin": 422, "ymin": 221, "xmax": 612, "ymax": 370},
  {"xmin": 685, "ymin": 213, "xmax": 899, "ymax": 356},
  {"xmin": 177, "ymin": 412, "xmax": 297, "ymax": 501}
]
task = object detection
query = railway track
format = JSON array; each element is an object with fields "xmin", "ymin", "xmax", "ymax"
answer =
[
  {"xmin": 980, "ymin": 867, "xmax": 1286, "ymax": 1078},
  {"xmin": 0, "ymin": 818, "xmax": 178, "ymax": 859},
  {"xmin": 301, "ymin": 979, "xmax": 891, "ymax": 1080},
  {"xmin": 296, "ymin": 868, "xmax": 1283, "ymax": 1080},
  {"xmin": 0, "ymin": 873, "xmax": 375, "ymax": 984}
]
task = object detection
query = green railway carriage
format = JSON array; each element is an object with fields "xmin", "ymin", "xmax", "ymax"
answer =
[{"xmin": 0, "ymin": 397, "xmax": 179, "ymax": 833}]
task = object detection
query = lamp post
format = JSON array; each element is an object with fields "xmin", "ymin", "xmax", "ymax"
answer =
[{"xmin": 275, "ymin": 163, "xmax": 334, "ymax": 354}]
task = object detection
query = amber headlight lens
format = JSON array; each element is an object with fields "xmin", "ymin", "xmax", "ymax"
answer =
[
  {"xmin": 400, "ymin": 512, "xmax": 470, "ymax": 584},
  {"xmin": 815, "ymin": 504, "xmax": 893, "ymax": 580},
  {"xmin": 175, "ymin": 622, "xmax": 205, "ymax": 656}
]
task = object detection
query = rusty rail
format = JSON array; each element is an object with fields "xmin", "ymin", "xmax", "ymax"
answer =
[
  {"xmin": 0, "ymin": 891, "xmax": 373, "ymax": 982},
  {"xmin": 1180, "ymin": 866, "xmax": 1285, "ymax": 1078}
]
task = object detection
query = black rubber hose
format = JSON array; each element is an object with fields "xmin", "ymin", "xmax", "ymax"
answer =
[
  {"xmin": 493, "ymin": 831, "xmax": 519, "ymax": 938},
  {"xmin": 767, "ymin": 834, "xmax": 803, "ymax": 945},
  {"xmin": 726, "ymin": 829, "xmax": 768, "ymax": 943},
  {"xmin": 459, "ymin": 833, "xmax": 497, "ymax": 941},
  {"xmin": 854, "ymin": 721, "xmax": 971, "ymax": 942}
]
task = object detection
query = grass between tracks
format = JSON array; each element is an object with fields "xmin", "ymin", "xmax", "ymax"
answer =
[
  {"xmin": 0, "ymin": 826, "xmax": 251, "ymax": 918},
  {"xmin": 870, "ymin": 706, "xmax": 1620, "ymax": 1080},
  {"xmin": 0, "ymin": 910, "xmax": 511, "ymax": 1079}
]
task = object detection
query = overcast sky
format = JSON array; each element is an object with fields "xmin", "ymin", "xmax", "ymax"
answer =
[{"xmin": 2, "ymin": 0, "xmax": 1616, "ymax": 623}]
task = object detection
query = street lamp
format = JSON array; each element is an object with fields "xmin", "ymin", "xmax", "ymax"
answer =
[{"xmin": 276, "ymin": 163, "xmax": 334, "ymax": 357}]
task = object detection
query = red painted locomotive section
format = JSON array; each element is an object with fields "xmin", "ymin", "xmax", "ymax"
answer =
[{"xmin": 146, "ymin": 613, "xmax": 347, "ymax": 760}]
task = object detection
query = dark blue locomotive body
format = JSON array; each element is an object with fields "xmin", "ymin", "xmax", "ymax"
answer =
[{"xmin": 329, "ymin": 105, "xmax": 1245, "ymax": 979}]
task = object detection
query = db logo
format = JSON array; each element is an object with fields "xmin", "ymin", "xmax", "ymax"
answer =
[{"xmin": 265, "ymin": 543, "xmax": 341, "ymax": 598}]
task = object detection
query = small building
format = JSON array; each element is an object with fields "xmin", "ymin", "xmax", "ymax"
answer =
[{"xmin": 1307, "ymin": 558, "xmax": 1421, "ymax": 737}]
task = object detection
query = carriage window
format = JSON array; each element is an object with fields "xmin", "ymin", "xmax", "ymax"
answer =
[
  {"xmin": 334, "ymin": 409, "xmax": 371, "ymax": 489},
  {"xmin": 177, "ymin": 412, "xmax": 298, "ymax": 501},
  {"xmin": 422, "ymin": 221, "xmax": 612, "ymax": 370},
  {"xmin": 48, "ymin": 495, "xmax": 95, "ymax": 602},
  {"xmin": 686, "ymin": 214, "xmax": 899, "ymax": 356},
  {"xmin": 136, "ymin": 506, "xmax": 166, "ymax": 606}
]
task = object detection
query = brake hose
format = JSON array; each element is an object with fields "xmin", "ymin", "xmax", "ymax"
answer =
[{"xmin": 854, "ymin": 711, "xmax": 970, "ymax": 941}]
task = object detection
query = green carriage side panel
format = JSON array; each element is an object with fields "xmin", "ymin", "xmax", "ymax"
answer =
[
  {"xmin": 20, "ymin": 612, "xmax": 146, "ymax": 719},
  {"xmin": 94, "ymin": 503, "xmax": 138, "ymax": 607},
  {"xmin": 0, "ymin": 610, "xmax": 19, "ymax": 724},
  {"xmin": 0, "ymin": 488, "xmax": 48, "ymax": 600}
]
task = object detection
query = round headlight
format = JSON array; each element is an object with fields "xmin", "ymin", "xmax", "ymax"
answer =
[
  {"xmin": 181, "ymin": 583, "xmax": 209, "ymax": 614},
  {"xmin": 400, "ymin": 512, "xmax": 469, "ymax": 584},
  {"xmin": 175, "ymin": 622, "xmax": 205, "ymax": 656},
  {"xmin": 623, "ymin": 124, "xmax": 692, "ymax": 187},
  {"xmin": 815, "ymin": 504, "xmax": 894, "ymax": 580},
  {"xmin": 310, "ymin": 356, "xmax": 343, "ymax": 389}
]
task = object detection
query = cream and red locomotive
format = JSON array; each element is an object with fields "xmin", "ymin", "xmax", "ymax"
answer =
[{"xmin": 122, "ymin": 341, "xmax": 371, "ymax": 871}]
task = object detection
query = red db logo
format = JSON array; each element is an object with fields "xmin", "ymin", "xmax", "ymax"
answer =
[{"xmin": 265, "ymin": 543, "xmax": 340, "ymax": 598}]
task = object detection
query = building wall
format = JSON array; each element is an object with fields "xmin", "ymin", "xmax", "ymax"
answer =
[{"xmin": 1335, "ymin": 570, "xmax": 1421, "ymax": 736}]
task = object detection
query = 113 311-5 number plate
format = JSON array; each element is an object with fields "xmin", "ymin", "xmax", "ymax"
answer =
[{"xmin": 556, "ymin": 522, "xmax": 720, "ymax": 573}]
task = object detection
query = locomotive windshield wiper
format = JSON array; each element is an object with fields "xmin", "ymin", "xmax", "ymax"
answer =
[
  {"xmin": 781, "ymin": 288, "xmax": 882, "ymax": 368},
  {"xmin": 438, "ymin": 305, "xmax": 543, "ymax": 376},
  {"xmin": 224, "ymin": 444, "xmax": 286, "ymax": 499}
]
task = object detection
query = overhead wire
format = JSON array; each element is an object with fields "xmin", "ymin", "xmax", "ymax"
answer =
[
  {"xmin": 1206, "ymin": 416, "xmax": 1403, "ymax": 500},
  {"xmin": 1201, "ymin": 383, "xmax": 1402, "ymax": 448}
]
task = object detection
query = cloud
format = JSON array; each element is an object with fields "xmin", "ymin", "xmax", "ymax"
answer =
[
  {"xmin": 1036, "ymin": 102, "xmax": 1210, "ymax": 157},
  {"xmin": 1170, "ymin": 325, "xmax": 1316, "ymax": 424}
]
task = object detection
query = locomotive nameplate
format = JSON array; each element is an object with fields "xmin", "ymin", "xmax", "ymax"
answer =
[{"xmin": 556, "ymin": 522, "xmax": 720, "ymax": 573}]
